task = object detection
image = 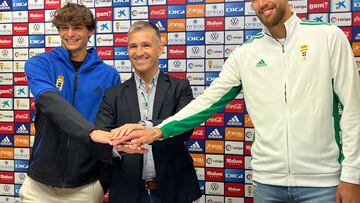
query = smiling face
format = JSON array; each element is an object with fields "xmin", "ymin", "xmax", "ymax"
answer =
[
  {"xmin": 252, "ymin": 0, "xmax": 290, "ymax": 28},
  {"xmin": 127, "ymin": 27, "xmax": 163, "ymax": 77},
  {"xmin": 59, "ymin": 24, "xmax": 94, "ymax": 57}
]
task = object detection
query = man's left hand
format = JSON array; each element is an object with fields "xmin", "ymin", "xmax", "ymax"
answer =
[{"xmin": 336, "ymin": 181, "xmax": 360, "ymax": 203}]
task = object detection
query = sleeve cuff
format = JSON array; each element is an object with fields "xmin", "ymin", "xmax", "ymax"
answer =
[
  {"xmin": 112, "ymin": 147, "xmax": 121, "ymax": 159},
  {"xmin": 143, "ymin": 120, "xmax": 153, "ymax": 129},
  {"xmin": 341, "ymin": 165, "xmax": 360, "ymax": 185}
]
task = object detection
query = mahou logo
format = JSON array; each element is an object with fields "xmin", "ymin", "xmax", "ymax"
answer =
[
  {"xmin": 206, "ymin": 113, "xmax": 224, "ymax": 126},
  {"xmin": 205, "ymin": 168, "xmax": 224, "ymax": 181},
  {"xmin": 96, "ymin": 47, "xmax": 114, "ymax": 59},
  {"xmin": 150, "ymin": 6, "xmax": 167, "ymax": 19},
  {"xmin": 0, "ymin": 172, "xmax": 14, "ymax": 184},
  {"xmin": 13, "ymin": 23, "xmax": 28, "ymax": 35},
  {"xmin": 225, "ymin": 100, "xmax": 244, "ymax": 113},
  {"xmin": 191, "ymin": 126, "xmax": 205, "ymax": 139},
  {"xmin": 206, "ymin": 18, "xmax": 225, "ymax": 31},
  {"xmin": 168, "ymin": 46, "xmax": 186, "ymax": 58},
  {"xmin": 45, "ymin": 0, "xmax": 60, "ymax": 9},
  {"xmin": 225, "ymin": 183, "xmax": 244, "ymax": 196},
  {"xmin": 96, "ymin": 8, "xmax": 113, "ymax": 21},
  {"xmin": 29, "ymin": 10, "xmax": 45, "ymax": 22},
  {"xmin": 0, "ymin": 37, "xmax": 12, "ymax": 48},
  {"xmin": 225, "ymin": 155, "xmax": 244, "ymax": 168}
]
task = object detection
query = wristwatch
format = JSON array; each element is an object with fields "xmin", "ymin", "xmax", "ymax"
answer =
[{"xmin": 138, "ymin": 120, "xmax": 146, "ymax": 127}]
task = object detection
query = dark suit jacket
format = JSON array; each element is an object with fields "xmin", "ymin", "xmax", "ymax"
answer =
[{"xmin": 95, "ymin": 72, "xmax": 202, "ymax": 203}]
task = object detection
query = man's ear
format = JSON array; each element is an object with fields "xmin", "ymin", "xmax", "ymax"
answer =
[
  {"xmin": 88, "ymin": 28, "xmax": 95, "ymax": 38},
  {"xmin": 158, "ymin": 44, "xmax": 164, "ymax": 56}
]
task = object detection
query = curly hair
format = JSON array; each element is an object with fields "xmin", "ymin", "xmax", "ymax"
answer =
[{"xmin": 51, "ymin": 3, "xmax": 95, "ymax": 30}]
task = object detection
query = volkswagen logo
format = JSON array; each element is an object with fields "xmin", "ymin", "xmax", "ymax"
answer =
[
  {"xmin": 230, "ymin": 17, "xmax": 239, "ymax": 26},
  {"xmin": 210, "ymin": 32, "xmax": 219, "ymax": 41},
  {"xmin": 33, "ymin": 23, "xmax": 40, "ymax": 31},
  {"xmin": 173, "ymin": 60, "xmax": 181, "ymax": 68},
  {"xmin": 192, "ymin": 46, "xmax": 200, "ymax": 55},
  {"xmin": 17, "ymin": 37, "xmax": 25, "ymax": 44},
  {"xmin": 1, "ymin": 49, "xmax": 9, "ymax": 57},
  {"xmin": 210, "ymin": 183, "xmax": 219, "ymax": 191}
]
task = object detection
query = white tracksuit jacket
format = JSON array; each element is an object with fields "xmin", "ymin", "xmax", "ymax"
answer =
[{"xmin": 158, "ymin": 14, "xmax": 360, "ymax": 187}]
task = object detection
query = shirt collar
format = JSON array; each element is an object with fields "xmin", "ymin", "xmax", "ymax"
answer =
[{"xmin": 134, "ymin": 69, "xmax": 160, "ymax": 89}]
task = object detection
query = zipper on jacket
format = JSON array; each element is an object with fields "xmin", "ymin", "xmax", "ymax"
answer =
[
  {"xmin": 273, "ymin": 36, "xmax": 292, "ymax": 179},
  {"xmin": 61, "ymin": 70, "xmax": 79, "ymax": 187}
]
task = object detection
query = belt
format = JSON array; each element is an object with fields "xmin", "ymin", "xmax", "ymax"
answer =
[{"xmin": 141, "ymin": 180, "xmax": 158, "ymax": 190}]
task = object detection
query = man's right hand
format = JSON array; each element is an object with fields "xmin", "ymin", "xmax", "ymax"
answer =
[{"xmin": 115, "ymin": 144, "xmax": 148, "ymax": 154}]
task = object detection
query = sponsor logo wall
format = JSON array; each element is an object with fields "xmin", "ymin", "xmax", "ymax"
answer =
[{"xmin": 0, "ymin": 0, "xmax": 359, "ymax": 202}]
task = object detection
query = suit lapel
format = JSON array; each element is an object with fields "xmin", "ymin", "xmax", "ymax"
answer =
[
  {"xmin": 153, "ymin": 72, "xmax": 169, "ymax": 119},
  {"xmin": 125, "ymin": 76, "xmax": 141, "ymax": 122}
]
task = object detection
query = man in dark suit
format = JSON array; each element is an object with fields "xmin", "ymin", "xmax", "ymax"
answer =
[{"xmin": 92, "ymin": 21, "xmax": 201, "ymax": 203}]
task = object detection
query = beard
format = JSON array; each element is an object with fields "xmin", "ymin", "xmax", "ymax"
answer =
[{"xmin": 256, "ymin": 3, "xmax": 286, "ymax": 28}]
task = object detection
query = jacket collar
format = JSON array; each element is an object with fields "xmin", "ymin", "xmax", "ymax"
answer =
[
  {"xmin": 51, "ymin": 47, "xmax": 102, "ymax": 73},
  {"xmin": 262, "ymin": 12, "xmax": 300, "ymax": 40}
]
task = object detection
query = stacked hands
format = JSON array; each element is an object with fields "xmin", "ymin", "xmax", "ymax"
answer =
[{"xmin": 90, "ymin": 124, "xmax": 162, "ymax": 154}]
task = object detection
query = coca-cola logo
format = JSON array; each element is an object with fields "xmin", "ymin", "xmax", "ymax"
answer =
[
  {"xmin": 150, "ymin": 6, "xmax": 167, "ymax": 18},
  {"xmin": 193, "ymin": 130, "xmax": 203, "ymax": 135},
  {"xmin": 114, "ymin": 34, "xmax": 128, "ymax": 46},
  {"xmin": 227, "ymin": 103, "xmax": 241, "ymax": 109},
  {"xmin": 97, "ymin": 47, "xmax": 114, "ymax": 60},
  {"xmin": 15, "ymin": 114, "xmax": 28, "ymax": 119},
  {"xmin": 206, "ymin": 114, "xmax": 224, "ymax": 126},
  {"xmin": 207, "ymin": 117, "xmax": 223, "ymax": 123},
  {"xmin": 354, "ymin": 16, "xmax": 360, "ymax": 23},
  {"xmin": 151, "ymin": 10, "xmax": 166, "ymax": 15},
  {"xmin": 0, "ymin": 124, "xmax": 14, "ymax": 134},
  {"xmin": 99, "ymin": 51, "xmax": 111, "ymax": 55}
]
